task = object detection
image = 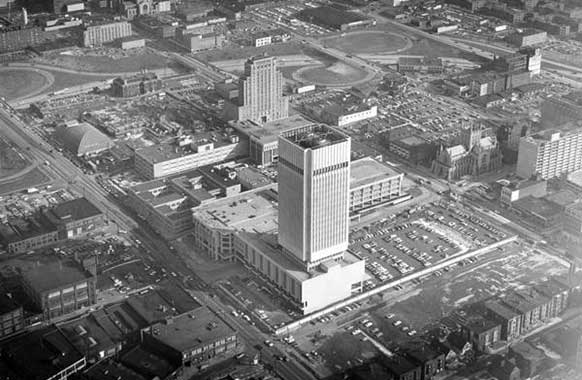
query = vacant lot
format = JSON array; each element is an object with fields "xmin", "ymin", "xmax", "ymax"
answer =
[{"xmin": 0, "ymin": 166, "xmax": 50, "ymax": 195}]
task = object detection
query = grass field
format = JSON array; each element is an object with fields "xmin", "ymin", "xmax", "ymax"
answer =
[
  {"xmin": 39, "ymin": 51, "xmax": 171, "ymax": 73},
  {"xmin": 295, "ymin": 61, "xmax": 368, "ymax": 86},
  {"xmin": 0, "ymin": 167, "xmax": 50, "ymax": 195},
  {"xmin": 324, "ymin": 31, "xmax": 411, "ymax": 54},
  {"xmin": 0, "ymin": 139, "xmax": 29, "ymax": 179},
  {"xmin": 0, "ymin": 70, "xmax": 50, "ymax": 100}
]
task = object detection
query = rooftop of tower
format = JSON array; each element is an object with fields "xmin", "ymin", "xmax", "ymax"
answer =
[{"xmin": 282, "ymin": 124, "xmax": 349, "ymax": 150}]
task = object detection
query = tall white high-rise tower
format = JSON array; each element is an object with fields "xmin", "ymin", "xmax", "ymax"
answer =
[{"xmin": 277, "ymin": 124, "xmax": 351, "ymax": 269}]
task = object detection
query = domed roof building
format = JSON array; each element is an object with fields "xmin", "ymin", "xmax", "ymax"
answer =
[{"xmin": 56, "ymin": 121, "xmax": 113, "ymax": 157}]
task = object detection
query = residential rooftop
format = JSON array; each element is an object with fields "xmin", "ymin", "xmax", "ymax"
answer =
[
  {"xmin": 350, "ymin": 157, "xmax": 401, "ymax": 189},
  {"xmin": 484, "ymin": 299, "xmax": 521, "ymax": 319},
  {"xmin": 149, "ymin": 306, "xmax": 236, "ymax": 352}
]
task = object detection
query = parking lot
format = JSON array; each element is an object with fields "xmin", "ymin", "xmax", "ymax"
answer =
[{"xmin": 349, "ymin": 200, "xmax": 508, "ymax": 289}]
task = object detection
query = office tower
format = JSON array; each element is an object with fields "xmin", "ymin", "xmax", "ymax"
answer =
[
  {"xmin": 516, "ymin": 127, "xmax": 582, "ymax": 180},
  {"xmin": 278, "ymin": 124, "xmax": 350, "ymax": 269},
  {"xmin": 226, "ymin": 56, "xmax": 289, "ymax": 124}
]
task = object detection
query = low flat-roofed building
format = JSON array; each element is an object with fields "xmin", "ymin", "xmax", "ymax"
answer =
[
  {"xmin": 43, "ymin": 197, "xmax": 105, "ymax": 240},
  {"xmin": 0, "ymin": 215, "xmax": 59, "ymax": 254},
  {"xmin": 565, "ymin": 202, "xmax": 582, "ymax": 236},
  {"xmin": 397, "ymin": 56, "xmax": 444, "ymax": 73},
  {"xmin": 20, "ymin": 258, "xmax": 97, "ymax": 320},
  {"xmin": 236, "ymin": 166, "xmax": 272, "ymax": 190},
  {"xmin": 142, "ymin": 306, "xmax": 238, "ymax": 367},
  {"xmin": 349, "ymin": 157, "xmax": 404, "ymax": 214},
  {"xmin": 128, "ymin": 164, "xmax": 245, "ymax": 239},
  {"xmin": 511, "ymin": 196, "xmax": 563, "ymax": 234},
  {"xmin": 404, "ymin": 343, "xmax": 446, "ymax": 379},
  {"xmin": 192, "ymin": 187, "xmax": 278, "ymax": 260},
  {"xmin": 500, "ymin": 179, "xmax": 547, "ymax": 205},
  {"xmin": 0, "ymin": 197, "xmax": 103, "ymax": 254},
  {"xmin": 234, "ymin": 232, "xmax": 364, "ymax": 314},
  {"xmin": 0, "ymin": 293, "xmax": 24, "ymax": 340},
  {"xmin": 81, "ymin": 358, "xmax": 148, "ymax": 380},
  {"xmin": 128, "ymin": 179, "xmax": 195, "ymax": 240},
  {"xmin": 120, "ymin": 345, "xmax": 177, "ymax": 380},
  {"xmin": 304, "ymin": 100, "xmax": 378, "ymax": 127},
  {"xmin": 134, "ymin": 133, "xmax": 247, "ymax": 179},
  {"xmin": 388, "ymin": 135, "xmax": 436, "ymax": 166},
  {"xmin": 230, "ymin": 114, "xmax": 312, "ymax": 166},
  {"xmin": 58, "ymin": 313, "xmax": 122, "ymax": 362},
  {"xmin": 0, "ymin": 325, "xmax": 86, "ymax": 380}
]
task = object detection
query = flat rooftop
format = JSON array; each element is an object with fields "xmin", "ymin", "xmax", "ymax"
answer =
[
  {"xmin": 193, "ymin": 187, "xmax": 278, "ymax": 233},
  {"xmin": 239, "ymin": 232, "xmax": 361, "ymax": 283},
  {"xmin": 1, "ymin": 326, "xmax": 84, "ymax": 380},
  {"xmin": 0, "ymin": 216, "xmax": 56, "ymax": 243},
  {"xmin": 350, "ymin": 157, "xmax": 401, "ymax": 189},
  {"xmin": 49, "ymin": 197, "xmax": 102, "ymax": 222},
  {"xmin": 231, "ymin": 114, "xmax": 311, "ymax": 143},
  {"xmin": 513, "ymin": 196, "xmax": 562, "ymax": 220},
  {"xmin": 282, "ymin": 124, "xmax": 349, "ymax": 150},
  {"xmin": 135, "ymin": 132, "xmax": 242, "ymax": 164},
  {"xmin": 22, "ymin": 259, "xmax": 92, "ymax": 293},
  {"xmin": 151, "ymin": 306, "xmax": 236, "ymax": 352}
]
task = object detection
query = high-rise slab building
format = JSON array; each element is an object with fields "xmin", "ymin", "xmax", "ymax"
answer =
[
  {"xmin": 516, "ymin": 126, "xmax": 582, "ymax": 180},
  {"xmin": 225, "ymin": 56, "xmax": 289, "ymax": 124},
  {"xmin": 278, "ymin": 124, "xmax": 351, "ymax": 269}
]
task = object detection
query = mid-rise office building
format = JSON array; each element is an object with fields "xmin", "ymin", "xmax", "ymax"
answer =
[
  {"xmin": 82, "ymin": 21, "xmax": 132, "ymax": 47},
  {"xmin": 225, "ymin": 56, "xmax": 289, "ymax": 124},
  {"xmin": 0, "ymin": 25, "xmax": 42, "ymax": 53},
  {"xmin": 516, "ymin": 126, "xmax": 582, "ymax": 179},
  {"xmin": 134, "ymin": 133, "xmax": 247, "ymax": 179},
  {"xmin": 111, "ymin": 72, "xmax": 162, "ymax": 98},
  {"xmin": 21, "ymin": 259, "xmax": 97, "ymax": 320}
]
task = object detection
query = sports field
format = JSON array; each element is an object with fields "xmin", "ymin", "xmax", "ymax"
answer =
[
  {"xmin": 0, "ymin": 69, "xmax": 52, "ymax": 101},
  {"xmin": 324, "ymin": 31, "xmax": 412, "ymax": 54}
]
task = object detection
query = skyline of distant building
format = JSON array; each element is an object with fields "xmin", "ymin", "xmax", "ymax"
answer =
[{"xmin": 226, "ymin": 56, "xmax": 289, "ymax": 124}]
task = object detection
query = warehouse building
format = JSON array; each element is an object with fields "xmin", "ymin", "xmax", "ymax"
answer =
[{"xmin": 142, "ymin": 306, "xmax": 238, "ymax": 367}]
